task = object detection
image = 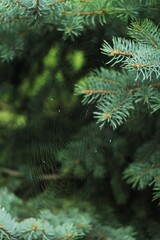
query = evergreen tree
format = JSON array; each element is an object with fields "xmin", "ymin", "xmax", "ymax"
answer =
[{"xmin": 0, "ymin": 0, "xmax": 160, "ymax": 239}]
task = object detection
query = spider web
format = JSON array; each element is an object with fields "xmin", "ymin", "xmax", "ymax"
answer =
[{"xmin": 27, "ymin": 101, "xmax": 117, "ymax": 211}]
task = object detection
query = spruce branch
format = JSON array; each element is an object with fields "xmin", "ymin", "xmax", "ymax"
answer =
[
  {"xmin": 13, "ymin": 0, "xmax": 29, "ymax": 10},
  {"xmin": 128, "ymin": 19, "xmax": 160, "ymax": 48},
  {"xmin": 48, "ymin": 0, "xmax": 68, "ymax": 7},
  {"xmin": 0, "ymin": 167, "xmax": 68, "ymax": 180},
  {"xmin": 35, "ymin": 0, "xmax": 40, "ymax": 18},
  {"xmin": 102, "ymin": 19, "xmax": 160, "ymax": 81},
  {"xmin": 94, "ymin": 91, "xmax": 134, "ymax": 129},
  {"xmin": 124, "ymin": 142, "xmax": 160, "ymax": 201},
  {"xmin": 0, "ymin": 208, "xmax": 17, "ymax": 240},
  {"xmin": 0, "ymin": 1, "xmax": 159, "ymax": 60},
  {"xmin": 75, "ymin": 67, "xmax": 160, "ymax": 129},
  {"xmin": 0, "ymin": 205, "xmax": 93, "ymax": 240},
  {"xmin": 57, "ymin": 123, "xmax": 108, "ymax": 178}
]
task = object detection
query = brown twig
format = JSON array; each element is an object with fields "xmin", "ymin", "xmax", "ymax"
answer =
[
  {"xmin": 0, "ymin": 167, "xmax": 65, "ymax": 181},
  {"xmin": 61, "ymin": 9, "xmax": 107, "ymax": 16}
]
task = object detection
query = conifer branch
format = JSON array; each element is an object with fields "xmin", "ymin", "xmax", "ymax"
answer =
[
  {"xmin": 96, "ymin": 76, "xmax": 126, "ymax": 88},
  {"xmin": 0, "ymin": 167, "xmax": 66, "ymax": 180},
  {"xmin": 131, "ymin": 62, "xmax": 160, "ymax": 69},
  {"xmin": 48, "ymin": 0, "xmax": 67, "ymax": 7},
  {"xmin": 100, "ymin": 93, "xmax": 131, "ymax": 122},
  {"xmin": 109, "ymin": 49, "xmax": 134, "ymax": 57},
  {"xmin": 35, "ymin": 0, "xmax": 40, "ymax": 18},
  {"xmin": 102, "ymin": 20, "xmax": 160, "ymax": 80},
  {"xmin": 14, "ymin": 0, "xmax": 29, "ymax": 10},
  {"xmin": 0, "ymin": 167, "xmax": 23, "ymax": 177},
  {"xmin": 128, "ymin": 19, "xmax": 160, "ymax": 48},
  {"xmin": 0, "ymin": 16, "xmax": 30, "ymax": 25},
  {"xmin": 61, "ymin": 9, "xmax": 107, "ymax": 16},
  {"xmin": 0, "ymin": 226, "xmax": 17, "ymax": 239},
  {"xmin": 83, "ymin": 89, "xmax": 117, "ymax": 94}
]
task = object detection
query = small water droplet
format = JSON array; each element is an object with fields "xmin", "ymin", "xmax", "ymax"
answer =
[{"xmin": 109, "ymin": 139, "xmax": 112, "ymax": 142}]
